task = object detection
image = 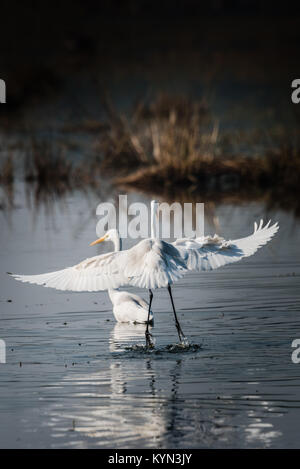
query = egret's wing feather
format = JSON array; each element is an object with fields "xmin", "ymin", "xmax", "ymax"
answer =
[
  {"xmin": 173, "ymin": 220, "xmax": 279, "ymax": 271},
  {"xmin": 110, "ymin": 290, "xmax": 149, "ymax": 309},
  {"xmin": 113, "ymin": 299, "xmax": 153, "ymax": 323},
  {"xmin": 12, "ymin": 238, "xmax": 188, "ymax": 291},
  {"xmin": 12, "ymin": 250, "xmax": 131, "ymax": 291},
  {"xmin": 125, "ymin": 292, "xmax": 149, "ymax": 309},
  {"xmin": 12, "ymin": 221, "xmax": 276, "ymax": 291},
  {"xmin": 121, "ymin": 239, "xmax": 188, "ymax": 289}
]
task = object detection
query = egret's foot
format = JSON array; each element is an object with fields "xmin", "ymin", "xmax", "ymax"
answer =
[
  {"xmin": 180, "ymin": 335, "xmax": 190, "ymax": 347},
  {"xmin": 176, "ymin": 323, "xmax": 186, "ymax": 343},
  {"xmin": 145, "ymin": 331, "xmax": 154, "ymax": 349}
]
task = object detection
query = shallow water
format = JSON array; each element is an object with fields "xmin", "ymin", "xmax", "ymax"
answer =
[{"xmin": 0, "ymin": 183, "xmax": 300, "ymax": 448}]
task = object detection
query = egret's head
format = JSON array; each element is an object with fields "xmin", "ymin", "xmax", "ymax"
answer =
[{"xmin": 89, "ymin": 228, "xmax": 120, "ymax": 247}]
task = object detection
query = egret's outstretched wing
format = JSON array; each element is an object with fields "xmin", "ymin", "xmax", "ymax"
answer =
[
  {"xmin": 173, "ymin": 220, "xmax": 279, "ymax": 272},
  {"xmin": 12, "ymin": 220, "xmax": 277, "ymax": 291},
  {"xmin": 12, "ymin": 250, "xmax": 131, "ymax": 292},
  {"xmin": 12, "ymin": 238, "xmax": 187, "ymax": 291}
]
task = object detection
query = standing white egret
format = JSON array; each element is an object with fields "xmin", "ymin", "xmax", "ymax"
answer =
[
  {"xmin": 88, "ymin": 200, "xmax": 187, "ymax": 346},
  {"xmin": 12, "ymin": 201, "xmax": 187, "ymax": 346},
  {"xmin": 90, "ymin": 228, "xmax": 153, "ymax": 324},
  {"xmin": 12, "ymin": 200, "xmax": 279, "ymax": 347}
]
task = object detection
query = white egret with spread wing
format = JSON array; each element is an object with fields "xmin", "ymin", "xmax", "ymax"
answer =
[
  {"xmin": 12, "ymin": 200, "xmax": 279, "ymax": 347},
  {"xmin": 90, "ymin": 228, "xmax": 153, "ymax": 324}
]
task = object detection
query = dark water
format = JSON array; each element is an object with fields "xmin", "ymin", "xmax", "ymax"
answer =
[{"xmin": 0, "ymin": 183, "xmax": 300, "ymax": 448}]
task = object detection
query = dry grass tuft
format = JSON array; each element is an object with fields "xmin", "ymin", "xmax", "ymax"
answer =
[
  {"xmin": 0, "ymin": 155, "xmax": 14, "ymax": 210},
  {"xmin": 1, "ymin": 94, "xmax": 299, "ymax": 216},
  {"xmin": 22, "ymin": 140, "xmax": 104, "ymax": 207},
  {"xmin": 98, "ymin": 93, "xmax": 214, "ymax": 175},
  {"xmin": 97, "ymin": 93, "xmax": 300, "ymax": 214},
  {"xmin": 25, "ymin": 140, "xmax": 71, "ymax": 185},
  {"xmin": 0, "ymin": 154, "xmax": 14, "ymax": 184}
]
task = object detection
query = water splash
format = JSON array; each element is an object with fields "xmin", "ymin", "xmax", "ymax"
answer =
[{"xmin": 124, "ymin": 342, "xmax": 201, "ymax": 355}]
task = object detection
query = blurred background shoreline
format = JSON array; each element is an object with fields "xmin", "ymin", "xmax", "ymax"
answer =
[{"xmin": 1, "ymin": 1, "xmax": 300, "ymax": 218}]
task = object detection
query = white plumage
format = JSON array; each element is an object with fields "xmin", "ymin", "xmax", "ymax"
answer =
[
  {"xmin": 172, "ymin": 218, "xmax": 279, "ymax": 272},
  {"xmin": 12, "ymin": 214, "xmax": 279, "ymax": 292},
  {"xmin": 12, "ymin": 238, "xmax": 187, "ymax": 291},
  {"xmin": 109, "ymin": 289, "xmax": 153, "ymax": 324},
  {"xmin": 12, "ymin": 200, "xmax": 278, "ymax": 346},
  {"xmin": 102, "ymin": 229, "xmax": 154, "ymax": 324}
]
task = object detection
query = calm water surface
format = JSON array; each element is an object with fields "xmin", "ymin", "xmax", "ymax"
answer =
[{"xmin": 0, "ymin": 183, "xmax": 299, "ymax": 448}]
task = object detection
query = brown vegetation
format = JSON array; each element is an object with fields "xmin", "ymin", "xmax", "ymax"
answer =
[
  {"xmin": 0, "ymin": 94, "xmax": 299, "ymax": 216},
  {"xmin": 98, "ymin": 95, "xmax": 299, "ymax": 212},
  {"xmin": 0, "ymin": 155, "xmax": 14, "ymax": 210},
  {"xmin": 0, "ymin": 155, "xmax": 14, "ymax": 185}
]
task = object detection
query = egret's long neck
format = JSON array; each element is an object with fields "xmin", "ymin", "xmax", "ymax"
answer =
[
  {"xmin": 151, "ymin": 202, "xmax": 158, "ymax": 239},
  {"xmin": 112, "ymin": 235, "xmax": 122, "ymax": 253},
  {"xmin": 108, "ymin": 288, "xmax": 119, "ymax": 301},
  {"xmin": 109, "ymin": 233, "xmax": 122, "ymax": 296}
]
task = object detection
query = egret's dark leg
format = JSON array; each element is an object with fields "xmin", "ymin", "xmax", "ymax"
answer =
[
  {"xmin": 168, "ymin": 284, "xmax": 185, "ymax": 342},
  {"xmin": 145, "ymin": 289, "xmax": 154, "ymax": 348}
]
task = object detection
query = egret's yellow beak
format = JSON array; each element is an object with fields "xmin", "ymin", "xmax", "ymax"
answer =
[{"xmin": 89, "ymin": 234, "xmax": 107, "ymax": 247}]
